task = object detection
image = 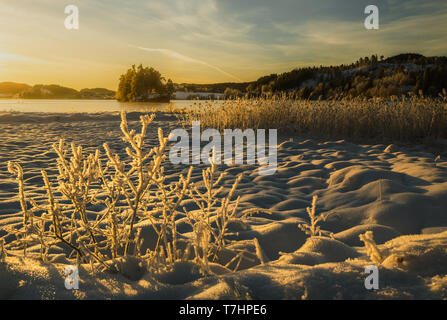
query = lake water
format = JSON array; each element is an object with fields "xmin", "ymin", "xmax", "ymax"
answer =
[{"xmin": 0, "ymin": 99, "xmax": 203, "ymax": 113}]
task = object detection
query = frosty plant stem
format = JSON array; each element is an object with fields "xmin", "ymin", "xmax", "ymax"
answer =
[
  {"xmin": 7, "ymin": 162, "xmax": 29, "ymax": 224},
  {"xmin": 53, "ymin": 140, "xmax": 100, "ymax": 246},
  {"xmin": 103, "ymin": 112, "xmax": 168, "ymax": 256},
  {"xmin": 298, "ymin": 195, "xmax": 333, "ymax": 237},
  {"xmin": 41, "ymin": 169, "xmax": 84, "ymax": 259},
  {"xmin": 0, "ymin": 239, "xmax": 6, "ymax": 263},
  {"xmin": 7, "ymin": 162, "xmax": 31, "ymax": 255}
]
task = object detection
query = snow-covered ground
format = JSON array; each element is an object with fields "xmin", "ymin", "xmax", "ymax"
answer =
[{"xmin": 1, "ymin": 112, "xmax": 447, "ymax": 299}]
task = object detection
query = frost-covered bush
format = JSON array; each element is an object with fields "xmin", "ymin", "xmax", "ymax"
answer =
[
  {"xmin": 6, "ymin": 112, "xmax": 262, "ymax": 275},
  {"xmin": 359, "ymin": 231, "xmax": 384, "ymax": 264}
]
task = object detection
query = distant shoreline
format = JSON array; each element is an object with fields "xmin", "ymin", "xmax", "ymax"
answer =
[
  {"xmin": 0, "ymin": 97, "xmax": 116, "ymax": 100},
  {"xmin": 0, "ymin": 97, "xmax": 226, "ymax": 101}
]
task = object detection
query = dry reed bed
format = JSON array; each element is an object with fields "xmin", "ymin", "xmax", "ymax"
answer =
[{"xmin": 184, "ymin": 95, "xmax": 447, "ymax": 141}]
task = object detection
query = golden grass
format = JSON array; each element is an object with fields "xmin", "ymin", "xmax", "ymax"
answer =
[{"xmin": 182, "ymin": 94, "xmax": 447, "ymax": 141}]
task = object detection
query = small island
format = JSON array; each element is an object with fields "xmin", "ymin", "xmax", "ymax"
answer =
[{"xmin": 116, "ymin": 64, "xmax": 174, "ymax": 102}]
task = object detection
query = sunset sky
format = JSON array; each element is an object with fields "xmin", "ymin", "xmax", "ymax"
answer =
[{"xmin": 0, "ymin": 0, "xmax": 446, "ymax": 90}]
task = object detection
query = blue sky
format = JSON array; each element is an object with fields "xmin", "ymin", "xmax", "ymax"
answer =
[{"xmin": 0, "ymin": 0, "xmax": 446, "ymax": 89}]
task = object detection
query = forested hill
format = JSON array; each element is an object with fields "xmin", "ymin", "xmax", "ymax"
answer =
[
  {"xmin": 0, "ymin": 83, "xmax": 115, "ymax": 99},
  {"xmin": 179, "ymin": 53, "xmax": 447, "ymax": 99},
  {"xmin": 0, "ymin": 82, "xmax": 31, "ymax": 97}
]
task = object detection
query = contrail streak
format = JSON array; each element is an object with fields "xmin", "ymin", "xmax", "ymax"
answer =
[{"xmin": 131, "ymin": 45, "xmax": 242, "ymax": 82}]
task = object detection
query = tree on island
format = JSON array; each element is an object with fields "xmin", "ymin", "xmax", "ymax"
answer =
[{"xmin": 116, "ymin": 64, "xmax": 175, "ymax": 102}]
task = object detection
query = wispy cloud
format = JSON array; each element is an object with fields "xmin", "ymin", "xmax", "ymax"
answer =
[
  {"xmin": 132, "ymin": 45, "xmax": 242, "ymax": 81},
  {"xmin": 0, "ymin": 53, "xmax": 32, "ymax": 62}
]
